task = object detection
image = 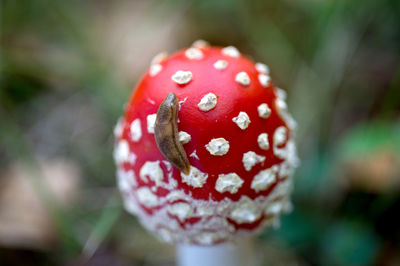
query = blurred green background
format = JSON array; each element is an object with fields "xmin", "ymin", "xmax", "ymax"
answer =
[{"xmin": 1, "ymin": 0, "xmax": 400, "ymax": 265}]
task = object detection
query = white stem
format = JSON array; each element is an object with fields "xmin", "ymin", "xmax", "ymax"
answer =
[{"xmin": 176, "ymin": 240, "xmax": 255, "ymax": 266}]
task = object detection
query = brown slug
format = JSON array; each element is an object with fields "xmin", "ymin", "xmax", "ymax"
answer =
[{"xmin": 154, "ymin": 92, "xmax": 191, "ymax": 174}]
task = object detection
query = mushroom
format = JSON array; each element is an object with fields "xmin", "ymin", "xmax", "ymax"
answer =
[{"xmin": 114, "ymin": 42, "xmax": 299, "ymax": 263}]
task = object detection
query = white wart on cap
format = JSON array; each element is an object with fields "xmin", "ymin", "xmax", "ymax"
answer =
[
  {"xmin": 185, "ymin": 47, "xmax": 203, "ymax": 60},
  {"xmin": 222, "ymin": 46, "xmax": 240, "ymax": 58},
  {"xmin": 171, "ymin": 70, "xmax": 193, "ymax": 84},
  {"xmin": 235, "ymin": 72, "xmax": 251, "ymax": 86},
  {"xmin": 232, "ymin": 112, "xmax": 251, "ymax": 130},
  {"xmin": 215, "ymin": 173, "xmax": 244, "ymax": 194},
  {"xmin": 198, "ymin": 93, "xmax": 217, "ymax": 111},
  {"xmin": 205, "ymin": 138, "xmax": 230, "ymax": 156}
]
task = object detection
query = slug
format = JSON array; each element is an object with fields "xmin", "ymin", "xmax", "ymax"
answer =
[{"xmin": 154, "ymin": 92, "xmax": 191, "ymax": 174}]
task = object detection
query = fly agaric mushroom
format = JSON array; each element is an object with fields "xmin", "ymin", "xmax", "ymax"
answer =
[{"xmin": 114, "ymin": 41, "xmax": 298, "ymax": 247}]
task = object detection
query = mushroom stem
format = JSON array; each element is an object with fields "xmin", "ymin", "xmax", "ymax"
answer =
[
  {"xmin": 154, "ymin": 92, "xmax": 191, "ymax": 174},
  {"xmin": 176, "ymin": 240, "xmax": 256, "ymax": 266}
]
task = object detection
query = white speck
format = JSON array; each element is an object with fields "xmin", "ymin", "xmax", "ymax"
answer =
[
  {"xmin": 198, "ymin": 93, "xmax": 217, "ymax": 111},
  {"xmin": 258, "ymin": 74, "xmax": 270, "ymax": 87},
  {"xmin": 251, "ymin": 166, "xmax": 277, "ymax": 192},
  {"xmin": 235, "ymin": 71, "xmax": 251, "ymax": 86},
  {"xmin": 179, "ymin": 131, "xmax": 191, "ymax": 144},
  {"xmin": 242, "ymin": 151, "xmax": 266, "ymax": 171},
  {"xmin": 147, "ymin": 114, "xmax": 157, "ymax": 134},
  {"xmin": 274, "ymin": 126, "xmax": 287, "ymax": 147},
  {"xmin": 255, "ymin": 62, "xmax": 270, "ymax": 74},
  {"xmin": 271, "ymin": 178, "xmax": 293, "ymax": 200},
  {"xmin": 129, "ymin": 153, "xmax": 137, "ymax": 165},
  {"xmin": 123, "ymin": 196, "xmax": 139, "ymax": 215},
  {"xmin": 216, "ymin": 202, "xmax": 231, "ymax": 214},
  {"xmin": 117, "ymin": 170, "xmax": 136, "ymax": 192},
  {"xmin": 181, "ymin": 166, "xmax": 208, "ymax": 188},
  {"xmin": 162, "ymin": 160, "xmax": 172, "ymax": 172},
  {"xmin": 257, "ymin": 133, "xmax": 269, "ymax": 150},
  {"xmin": 276, "ymin": 98, "xmax": 287, "ymax": 111},
  {"xmin": 149, "ymin": 64, "xmax": 162, "ymax": 76},
  {"xmin": 185, "ymin": 47, "xmax": 203, "ymax": 60},
  {"xmin": 168, "ymin": 172, "xmax": 178, "ymax": 189},
  {"xmin": 165, "ymin": 190, "xmax": 188, "ymax": 202},
  {"xmin": 273, "ymin": 127, "xmax": 291, "ymax": 159},
  {"xmin": 136, "ymin": 187, "xmax": 159, "ymax": 207},
  {"xmin": 279, "ymin": 162, "xmax": 291, "ymax": 177},
  {"xmin": 189, "ymin": 150, "xmax": 199, "ymax": 160},
  {"xmin": 287, "ymin": 140, "xmax": 300, "ymax": 168},
  {"xmin": 151, "ymin": 52, "xmax": 168, "ymax": 65},
  {"xmin": 276, "ymin": 98, "xmax": 297, "ymax": 130},
  {"xmin": 192, "ymin": 39, "xmax": 209, "ymax": 48},
  {"xmin": 147, "ymin": 98, "xmax": 156, "ymax": 105},
  {"xmin": 205, "ymin": 138, "xmax": 230, "ymax": 156},
  {"xmin": 229, "ymin": 196, "xmax": 261, "ymax": 224},
  {"xmin": 232, "ymin": 111, "xmax": 251, "ymax": 130},
  {"xmin": 171, "ymin": 70, "xmax": 193, "ymax": 84},
  {"xmin": 265, "ymin": 201, "xmax": 284, "ymax": 216},
  {"xmin": 196, "ymin": 204, "xmax": 214, "ymax": 217},
  {"xmin": 114, "ymin": 140, "xmax": 130, "ymax": 163},
  {"xmin": 222, "ymin": 46, "xmax": 240, "ymax": 58},
  {"xmin": 275, "ymin": 87, "xmax": 287, "ymax": 100},
  {"xmin": 215, "ymin": 173, "xmax": 244, "ymax": 194},
  {"xmin": 140, "ymin": 161, "xmax": 164, "ymax": 187},
  {"xmin": 130, "ymin": 119, "xmax": 142, "ymax": 142},
  {"xmin": 213, "ymin": 60, "xmax": 228, "ymax": 70},
  {"xmin": 113, "ymin": 118, "xmax": 123, "ymax": 138},
  {"xmin": 178, "ymin": 97, "xmax": 188, "ymax": 110},
  {"xmin": 257, "ymin": 103, "xmax": 271, "ymax": 119},
  {"xmin": 168, "ymin": 202, "xmax": 193, "ymax": 222}
]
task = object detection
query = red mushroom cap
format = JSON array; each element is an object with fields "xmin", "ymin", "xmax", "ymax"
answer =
[{"xmin": 114, "ymin": 42, "xmax": 299, "ymax": 245}]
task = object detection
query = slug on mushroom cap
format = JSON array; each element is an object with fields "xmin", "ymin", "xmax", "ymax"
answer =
[{"xmin": 114, "ymin": 41, "xmax": 299, "ymax": 245}]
